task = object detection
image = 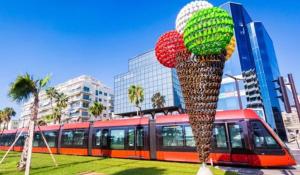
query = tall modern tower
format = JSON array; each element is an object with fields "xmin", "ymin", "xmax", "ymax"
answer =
[{"xmin": 221, "ymin": 2, "xmax": 287, "ymax": 140}]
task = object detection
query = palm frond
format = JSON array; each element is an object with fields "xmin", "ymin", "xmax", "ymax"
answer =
[
  {"xmin": 40, "ymin": 74, "xmax": 51, "ymax": 88},
  {"xmin": 8, "ymin": 73, "xmax": 37, "ymax": 103}
]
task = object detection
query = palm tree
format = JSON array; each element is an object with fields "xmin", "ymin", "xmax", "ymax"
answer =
[
  {"xmin": 2, "ymin": 107, "xmax": 16, "ymax": 130},
  {"xmin": 46, "ymin": 87, "xmax": 58, "ymax": 116},
  {"xmin": 54, "ymin": 92, "xmax": 68, "ymax": 124},
  {"xmin": 151, "ymin": 92, "xmax": 166, "ymax": 109},
  {"xmin": 128, "ymin": 85, "xmax": 144, "ymax": 116},
  {"xmin": 0, "ymin": 110, "xmax": 4, "ymax": 134},
  {"xmin": 88, "ymin": 101, "xmax": 105, "ymax": 121},
  {"xmin": 8, "ymin": 73, "xmax": 50, "ymax": 173}
]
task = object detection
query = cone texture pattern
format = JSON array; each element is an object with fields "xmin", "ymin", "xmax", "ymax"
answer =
[{"xmin": 176, "ymin": 54, "xmax": 225, "ymax": 162}]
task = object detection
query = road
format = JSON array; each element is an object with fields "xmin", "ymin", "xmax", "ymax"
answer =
[{"xmin": 220, "ymin": 143, "xmax": 300, "ymax": 175}]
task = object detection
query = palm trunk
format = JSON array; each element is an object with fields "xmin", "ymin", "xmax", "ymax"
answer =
[
  {"xmin": 176, "ymin": 54, "xmax": 225, "ymax": 163},
  {"xmin": 18, "ymin": 96, "xmax": 39, "ymax": 174}
]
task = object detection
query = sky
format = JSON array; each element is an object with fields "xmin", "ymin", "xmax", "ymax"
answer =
[{"xmin": 0, "ymin": 0, "xmax": 299, "ymax": 119}]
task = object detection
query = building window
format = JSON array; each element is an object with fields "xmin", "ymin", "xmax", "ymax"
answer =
[
  {"xmin": 83, "ymin": 95, "xmax": 90, "ymax": 100},
  {"xmin": 82, "ymin": 102, "xmax": 89, "ymax": 108},
  {"xmin": 162, "ymin": 126, "xmax": 184, "ymax": 147},
  {"xmin": 96, "ymin": 90, "xmax": 98, "ymax": 95},
  {"xmin": 104, "ymin": 93, "xmax": 108, "ymax": 96},
  {"xmin": 70, "ymin": 111, "xmax": 80, "ymax": 117},
  {"xmin": 82, "ymin": 111, "xmax": 89, "ymax": 116},
  {"xmin": 83, "ymin": 86, "xmax": 90, "ymax": 92},
  {"xmin": 99, "ymin": 91, "xmax": 103, "ymax": 95}
]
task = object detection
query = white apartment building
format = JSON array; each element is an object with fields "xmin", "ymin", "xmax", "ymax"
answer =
[
  {"xmin": 20, "ymin": 75, "xmax": 114, "ymax": 127},
  {"xmin": 282, "ymin": 108, "xmax": 300, "ymax": 141}
]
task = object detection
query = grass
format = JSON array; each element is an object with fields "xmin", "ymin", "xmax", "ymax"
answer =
[{"xmin": 0, "ymin": 151, "xmax": 236, "ymax": 175}]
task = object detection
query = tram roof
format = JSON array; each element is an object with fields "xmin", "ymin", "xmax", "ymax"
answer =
[
  {"xmin": 1, "ymin": 110, "xmax": 259, "ymax": 133},
  {"xmin": 156, "ymin": 109, "xmax": 259, "ymax": 124}
]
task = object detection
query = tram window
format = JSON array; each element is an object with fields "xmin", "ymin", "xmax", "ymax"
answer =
[
  {"xmin": 228, "ymin": 123, "xmax": 245, "ymax": 149},
  {"xmin": 185, "ymin": 126, "xmax": 196, "ymax": 147},
  {"xmin": 212, "ymin": 124, "xmax": 228, "ymax": 149},
  {"xmin": 62, "ymin": 130, "xmax": 73, "ymax": 146},
  {"xmin": 162, "ymin": 126, "xmax": 184, "ymax": 147},
  {"xmin": 128, "ymin": 129, "xmax": 135, "ymax": 147},
  {"xmin": 137, "ymin": 127, "xmax": 144, "ymax": 147},
  {"xmin": 94, "ymin": 129, "xmax": 101, "ymax": 147},
  {"xmin": 33, "ymin": 133, "xmax": 42, "ymax": 147},
  {"xmin": 251, "ymin": 121, "xmax": 280, "ymax": 149},
  {"xmin": 102, "ymin": 129, "xmax": 109, "ymax": 148},
  {"xmin": 0, "ymin": 135, "xmax": 3, "ymax": 146},
  {"xmin": 44, "ymin": 131, "xmax": 57, "ymax": 147},
  {"xmin": 73, "ymin": 130, "xmax": 87, "ymax": 146},
  {"xmin": 1, "ymin": 134, "xmax": 15, "ymax": 146},
  {"xmin": 111, "ymin": 129, "xmax": 125, "ymax": 149},
  {"xmin": 16, "ymin": 134, "xmax": 26, "ymax": 146}
]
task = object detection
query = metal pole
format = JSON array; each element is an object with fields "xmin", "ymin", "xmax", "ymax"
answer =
[
  {"xmin": 0, "ymin": 128, "xmax": 24, "ymax": 164},
  {"xmin": 226, "ymin": 74, "xmax": 243, "ymax": 110},
  {"xmin": 288, "ymin": 74, "xmax": 300, "ymax": 121},
  {"xmin": 234, "ymin": 79, "xmax": 243, "ymax": 110}
]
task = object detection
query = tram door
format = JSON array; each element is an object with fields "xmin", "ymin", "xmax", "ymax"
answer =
[
  {"xmin": 227, "ymin": 121, "xmax": 249, "ymax": 165},
  {"xmin": 127, "ymin": 127, "xmax": 144, "ymax": 159}
]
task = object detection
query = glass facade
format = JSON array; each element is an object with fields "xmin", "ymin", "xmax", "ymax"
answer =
[
  {"xmin": 220, "ymin": 2, "xmax": 287, "ymax": 140},
  {"xmin": 114, "ymin": 51, "xmax": 184, "ymax": 115},
  {"xmin": 114, "ymin": 2, "xmax": 287, "ymax": 140}
]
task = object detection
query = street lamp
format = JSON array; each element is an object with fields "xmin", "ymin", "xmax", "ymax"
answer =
[{"xmin": 225, "ymin": 74, "xmax": 244, "ymax": 110}]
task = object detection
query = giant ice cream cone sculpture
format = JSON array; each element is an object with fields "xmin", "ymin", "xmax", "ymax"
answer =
[{"xmin": 155, "ymin": 0, "xmax": 235, "ymax": 163}]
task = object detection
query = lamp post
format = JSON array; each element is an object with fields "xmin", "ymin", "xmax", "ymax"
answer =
[{"xmin": 225, "ymin": 74, "xmax": 244, "ymax": 110}]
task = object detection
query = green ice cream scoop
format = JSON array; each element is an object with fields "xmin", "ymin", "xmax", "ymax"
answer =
[{"xmin": 183, "ymin": 7, "xmax": 234, "ymax": 57}]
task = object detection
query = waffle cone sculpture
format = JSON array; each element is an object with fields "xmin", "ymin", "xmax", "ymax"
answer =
[
  {"xmin": 155, "ymin": 1, "xmax": 234, "ymax": 164},
  {"xmin": 176, "ymin": 53, "xmax": 225, "ymax": 162}
]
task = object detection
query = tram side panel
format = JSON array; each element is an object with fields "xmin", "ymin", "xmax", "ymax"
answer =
[
  {"xmin": 32, "ymin": 129, "xmax": 59, "ymax": 154},
  {"xmin": 91, "ymin": 125, "xmax": 150, "ymax": 160},
  {"xmin": 59, "ymin": 128, "xmax": 89, "ymax": 156}
]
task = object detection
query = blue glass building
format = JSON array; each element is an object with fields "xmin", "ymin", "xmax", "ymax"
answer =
[
  {"xmin": 221, "ymin": 2, "xmax": 287, "ymax": 140},
  {"xmin": 114, "ymin": 2, "xmax": 287, "ymax": 140}
]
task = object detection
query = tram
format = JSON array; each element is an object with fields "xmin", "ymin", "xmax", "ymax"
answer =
[{"xmin": 0, "ymin": 109, "xmax": 296, "ymax": 167}]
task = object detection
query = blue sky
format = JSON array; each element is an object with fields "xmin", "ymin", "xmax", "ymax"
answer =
[{"xmin": 0, "ymin": 0, "xmax": 299, "ymax": 118}]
